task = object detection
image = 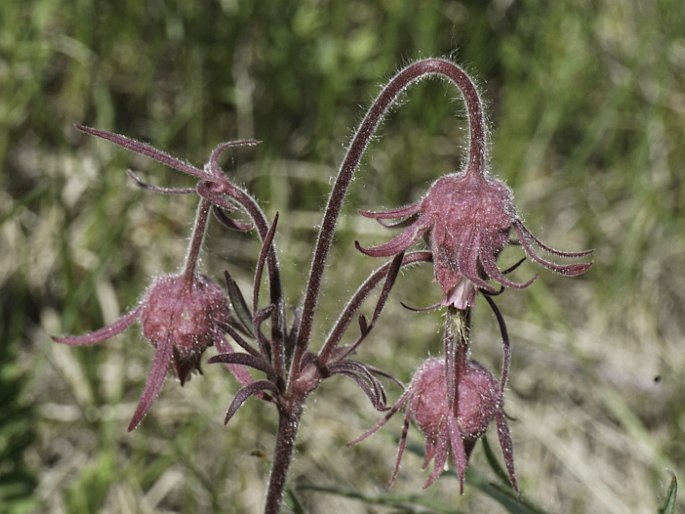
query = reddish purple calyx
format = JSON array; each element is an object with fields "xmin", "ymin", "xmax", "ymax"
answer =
[
  {"xmin": 410, "ymin": 357, "xmax": 501, "ymax": 490},
  {"xmin": 358, "ymin": 170, "xmax": 593, "ymax": 309},
  {"xmin": 422, "ymin": 173, "xmax": 516, "ymax": 308},
  {"xmin": 412, "ymin": 357, "xmax": 500, "ymax": 443},
  {"xmin": 348, "ymin": 355, "xmax": 517, "ymax": 493},
  {"xmin": 140, "ymin": 273, "xmax": 229, "ymax": 384}
]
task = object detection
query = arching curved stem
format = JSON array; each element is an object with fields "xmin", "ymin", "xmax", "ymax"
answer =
[{"xmin": 292, "ymin": 58, "xmax": 488, "ymax": 381}]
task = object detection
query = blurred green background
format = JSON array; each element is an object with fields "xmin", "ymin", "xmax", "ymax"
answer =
[{"xmin": 1, "ymin": 0, "xmax": 684, "ymax": 512}]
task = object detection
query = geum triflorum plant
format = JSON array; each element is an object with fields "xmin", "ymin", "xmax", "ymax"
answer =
[{"xmin": 53, "ymin": 58, "xmax": 592, "ymax": 513}]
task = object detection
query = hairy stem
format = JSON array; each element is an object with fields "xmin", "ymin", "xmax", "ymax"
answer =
[
  {"xmin": 263, "ymin": 406, "xmax": 303, "ymax": 514},
  {"xmin": 182, "ymin": 198, "xmax": 212, "ymax": 288},
  {"xmin": 293, "ymin": 58, "xmax": 487, "ymax": 380},
  {"xmin": 446, "ymin": 307, "xmax": 471, "ymax": 417}
]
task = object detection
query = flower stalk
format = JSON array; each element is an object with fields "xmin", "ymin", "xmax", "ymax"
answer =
[
  {"xmin": 181, "ymin": 198, "xmax": 211, "ymax": 286},
  {"xmin": 264, "ymin": 406, "xmax": 303, "ymax": 514}
]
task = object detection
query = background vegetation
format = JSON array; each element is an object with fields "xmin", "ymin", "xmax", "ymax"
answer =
[{"xmin": 1, "ymin": 0, "xmax": 684, "ymax": 512}]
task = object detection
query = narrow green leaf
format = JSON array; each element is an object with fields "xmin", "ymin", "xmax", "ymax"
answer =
[
  {"xmin": 658, "ymin": 474, "xmax": 677, "ymax": 514},
  {"xmin": 285, "ymin": 486, "xmax": 308, "ymax": 514}
]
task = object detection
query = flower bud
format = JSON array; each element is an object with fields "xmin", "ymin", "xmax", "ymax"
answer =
[
  {"xmin": 411, "ymin": 357, "xmax": 500, "ymax": 444},
  {"xmin": 140, "ymin": 273, "xmax": 230, "ymax": 384},
  {"xmin": 350, "ymin": 355, "xmax": 517, "ymax": 494}
]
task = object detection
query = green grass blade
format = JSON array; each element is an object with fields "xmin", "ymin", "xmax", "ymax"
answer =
[{"xmin": 658, "ymin": 474, "xmax": 678, "ymax": 514}]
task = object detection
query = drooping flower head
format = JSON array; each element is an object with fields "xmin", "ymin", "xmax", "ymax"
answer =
[
  {"xmin": 53, "ymin": 271, "xmax": 239, "ymax": 430},
  {"xmin": 140, "ymin": 273, "xmax": 230, "ymax": 384},
  {"xmin": 51, "ymin": 127, "xmax": 260, "ymax": 431},
  {"xmin": 356, "ymin": 63, "xmax": 592, "ymax": 310},
  {"xmin": 349, "ymin": 356, "xmax": 517, "ymax": 494}
]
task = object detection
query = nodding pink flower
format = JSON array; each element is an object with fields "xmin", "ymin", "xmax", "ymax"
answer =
[
  {"xmin": 349, "ymin": 357, "xmax": 517, "ymax": 494},
  {"xmin": 353, "ymin": 61, "xmax": 592, "ymax": 310},
  {"xmin": 52, "ymin": 127, "xmax": 259, "ymax": 431},
  {"xmin": 139, "ymin": 274, "xmax": 230, "ymax": 384},
  {"xmin": 53, "ymin": 272, "xmax": 235, "ymax": 431},
  {"xmin": 357, "ymin": 171, "xmax": 593, "ymax": 309}
]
